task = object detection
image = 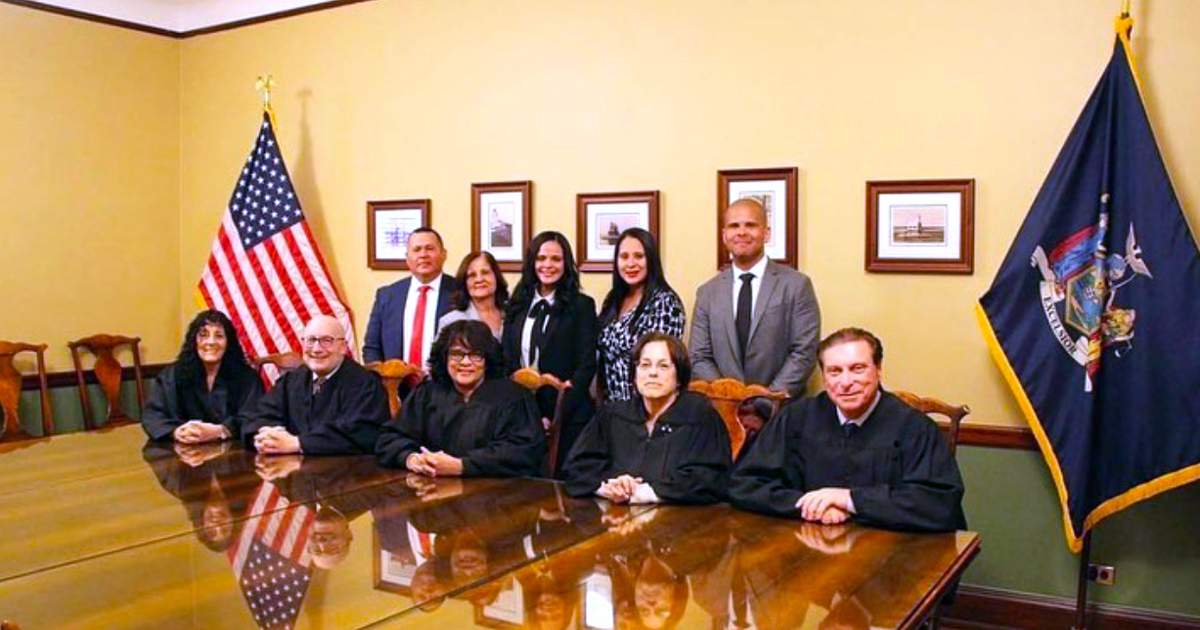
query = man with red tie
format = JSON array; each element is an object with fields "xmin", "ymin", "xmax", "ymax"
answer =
[{"xmin": 363, "ymin": 228, "xmax": 460, "ymax": 367}]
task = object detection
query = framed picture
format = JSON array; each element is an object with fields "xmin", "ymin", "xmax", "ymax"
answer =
[
  {"xmin": 367, "ymin": 199, "xmax": 430, "ymax": 270},
  {"xmin": 865, "ymin": 179, "xmax": 975, "ymax": 274},
  {"xmin": 575, "ymin": 190, "xmax": 661, "ymax": 272},
  {"xmin": 717, "ymin": 167, "xmax": 799, "ymax": 269},
  {"xmin": 473, "ymin": 576, "xmax": 524, "ymax": 629},
  {"xmin": 472, "ymin": 181, "xmax": 533, "ymax": 272},
  {"xmin": 372, "ymin": 525, "xmax": 416, "ymax": 596}
]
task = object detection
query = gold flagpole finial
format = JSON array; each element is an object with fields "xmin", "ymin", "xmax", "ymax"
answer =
[
  {"xmin": 254, "ymin": 75, "xmax": 276, "ymax": 114},
  {"xmin": 1115, "ymin": 1, "xmax": 1134, "ymax": 39}
]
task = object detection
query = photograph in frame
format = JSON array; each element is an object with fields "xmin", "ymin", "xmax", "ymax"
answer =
[
  {"xmin": 473, "ymin": 181, "xmax": 533, "ymax": 272},
  {"xmin": 575, "ymin": 190, "xmax": 661, "ymax": 272},
  {"xmin": 717, "ymin": 167, "xmax": 799, "ymax": 269},
  {"xmin": 865, "ymin": 179, "xmax": 975, "ymax": 274},
  {"xmin": 367, "ymin": 199, "xmax": 430, "ymax": 271}
]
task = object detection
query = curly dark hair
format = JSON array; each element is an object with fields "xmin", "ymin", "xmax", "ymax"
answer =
[
  {"xmin": 450, "ymin": 251, "xmax": 509, "ymax": 312},
  {"xmin": 629, "ymin": 331, "xmax": 691, "ymax": 393},
  {"xmin": 598, "ymin": 227, "xmax": 678, "ymax": 327},
  {"xmin": 428, "ymin": 320, "xmax": 506, "ymax": 387},
  {"xmin": 506, "ymin": 231, "xmax": 582, "ymax": 321},
  {"xmin": 175, "ymin": 309, "xmax": 254, "ymax": 386}
]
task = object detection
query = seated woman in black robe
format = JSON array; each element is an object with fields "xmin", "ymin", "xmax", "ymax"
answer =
[
  {"xmin": 376, "ymin": 320, "xmax": 545, "ymax": 477},
  {"xmin": 562, "ymin": 332, "xmax": 731, "ymax": 504},
  {"xmin": 142, "ymin": 309, "xmax": 263, "ymax": 443}
]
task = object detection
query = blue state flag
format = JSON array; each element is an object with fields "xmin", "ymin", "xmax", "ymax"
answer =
[{"xmin": 977, "ymin": 17, "xmax": 1200, "ymax": 552}]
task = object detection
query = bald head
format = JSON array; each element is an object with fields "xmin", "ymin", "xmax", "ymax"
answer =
[
  {"xmin": 301, "ymin": 315, "xmax": 347, "ymax": 375},
  {"xmin": 722, "ymin": 197, "xmax": 770, "ymax": 268},
  {"xmin": 725, "ymin": 197, "xmax": 768, "ymax": 225}
]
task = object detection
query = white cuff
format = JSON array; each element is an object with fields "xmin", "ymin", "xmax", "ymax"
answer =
[{"xmin": 630, "ymin": 482, "xmax": 661, "ymax": 504}]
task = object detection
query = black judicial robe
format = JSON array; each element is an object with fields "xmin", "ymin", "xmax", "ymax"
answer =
[
  {"xmin": 241, "ymin": 360, "xmax": 390, "ymax": 455},
  {"xmin": 562, "ymin": 392, "xmax": 732, "ymax": 503},
  {"xmin": 729, "ymin": 391, "xmax": 966, "ymax": 532},
  {"xmin": 141, "ymin": 363, "xmax": 264, "ymax": 441},
  {"xmin": 375, "ymin": 378, "xmax": 545, "ymax": 477}
]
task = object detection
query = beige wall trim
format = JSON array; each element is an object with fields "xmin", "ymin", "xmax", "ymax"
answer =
[{"xmin": 944, "ymin": 585, "xmax": 1200, "ymax": 630}]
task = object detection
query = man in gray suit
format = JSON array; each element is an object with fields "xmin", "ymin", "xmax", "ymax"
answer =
[{"xmin": 690, "ymin": 198, "xmax": 820, "ymax": 398}]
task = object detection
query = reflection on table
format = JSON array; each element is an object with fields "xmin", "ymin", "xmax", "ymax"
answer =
[{"xmin": 0, "ymin": 427, "xmax": 977, "ymax": 630}]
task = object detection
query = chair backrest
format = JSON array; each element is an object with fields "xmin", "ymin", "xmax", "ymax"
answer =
[
  {"xmin": 688, "ymin": 379, "xmax": 788, "ymax": 457},
  {"xmin": 67, "ymin": 334, "xmax": 145, "ymax": 430},
  {"xmin": 892, "ymin": 390, "xmax": 969, "ymax": 455},
  {"xmin": 366, "ymin": 359, "xmax": 422, "ymax": 417},
  {"xmin": 252, "ymin": 352, "xmax": 303, "ymax": 389},
  {"xmin": 511, "ymin": 367, "xmax": 572, "ymax": 476},
  {"xmin": 0, "ymin": 341, "xmax": 53, "ymax": 441}
]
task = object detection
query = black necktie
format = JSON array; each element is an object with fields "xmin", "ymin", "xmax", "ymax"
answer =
[
  {"xmin": 843, "ymin": 422, "xmax": 859, "ymax": 439},
  {"xmin": 736, "ymin": 272, "xmax": 754, "ymax": 362},
  {"xmin": 528, "ymin": 301, "xmax": 550, "ymax": 366}
]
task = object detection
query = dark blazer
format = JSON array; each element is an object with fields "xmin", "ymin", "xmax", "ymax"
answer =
[
  {"xmin": 363, "ymin": 275, "xmax": 459, "ymax": 363},
  {"xmin": 502, "ymin": 292, "xmax": 598, "ymax": 444}
]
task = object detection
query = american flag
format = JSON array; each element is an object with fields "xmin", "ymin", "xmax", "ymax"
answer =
[
  {"xmin": 229, "ymin": 482, "xmax": 315, "ymax": 630},
  {"xmin": 199, "ymin": 111, "xmax": 355, "ymax": 382}
]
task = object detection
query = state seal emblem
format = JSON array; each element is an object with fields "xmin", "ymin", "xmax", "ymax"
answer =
[{"xmin": 1030, "ymin": 199, "xmax": 1152, "ymax": 392}]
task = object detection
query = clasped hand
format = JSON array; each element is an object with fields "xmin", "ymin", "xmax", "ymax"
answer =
[
  {"xmin": 596, "ymin": 474, "xmax": 643, "ymax": 504},
  {"xmin": 253, "ymin": 426, "xmax": 301, "ymax": 454},
  {"xmin": 173, "ymin": 420, "xmax": 228, "ymax": 444},
  {"xmin": 796, "ymin": 487, "xmax": 853, "ymax": 524},
  {"xmin": 405, "ymin": 447, "xmax": 464, "ymax": 477}
]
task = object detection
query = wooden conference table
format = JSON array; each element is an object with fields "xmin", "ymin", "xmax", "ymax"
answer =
[{"xmin": 0, "ymin": 426, "xmax": 979, "ymax": 630}]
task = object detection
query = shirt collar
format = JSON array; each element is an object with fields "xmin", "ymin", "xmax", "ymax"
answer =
[
  {"xmin": 837, "ymin": 390, "xmax": 882, "ymax": 427},
  {"xmin": 731, "ymin": 255, "xmax": 768, "ymax": 280},
  {"xmin": 532, "ymin": 290, "xmax": 556, "ymax": 306},
  {"xmin": 311, "ymin": 361, "xmax": 343, "ymax": 382},
  {"xmin": 414, "ymin": 274, "xmax": 442, "ymax": 290}
]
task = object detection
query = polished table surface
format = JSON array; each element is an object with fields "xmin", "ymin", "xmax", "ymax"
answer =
[{"xmin": 0, "ymin": 426, "xmax": 979, "ymax": 630}]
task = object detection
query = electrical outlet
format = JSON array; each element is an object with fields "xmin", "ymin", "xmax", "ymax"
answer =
[{"xmin": 1088, "ymin": 563, "xmax": 1116, "ymax": 586}]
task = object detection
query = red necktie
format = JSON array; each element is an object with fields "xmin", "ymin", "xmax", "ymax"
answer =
[{"xmin": 409, "ymin": 285, "xmax": 431, "ymax": 365}]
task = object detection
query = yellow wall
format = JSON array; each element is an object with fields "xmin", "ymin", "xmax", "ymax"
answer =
[
  {"xmin": 177, "ymin": 0, "xmax": 1200, "ymax": 428},
  {"xmin": 6, "ymin": 0, "xmax": 1199, "ymax": 422},
  {"xmin": 0, "ymin": 3, "xmax": 181, "ymax": 371}
]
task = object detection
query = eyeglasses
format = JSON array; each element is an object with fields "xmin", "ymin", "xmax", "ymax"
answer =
[
  {"xmin": 448, "ymin": 349, "xmax": 485, "ymax": 364},
  {"xmin": 300, "ymin": 336, "xmax": 342, "ymax": 349}
]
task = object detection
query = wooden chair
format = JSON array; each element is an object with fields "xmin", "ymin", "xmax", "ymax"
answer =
[
  {"xmin": 253, "ymin": 351, "xmax": 303, "ymax": 389},
  {"xmin": 893, "ymin": 390, "xmax": 970, "ymax": 630},
  {"xmin": 511, "ymin": 367, "xmax": 572, "ymax": 476},
  {"xmin": 688, "ymin": 379, "xmax": 788, "ymax": 457},
  {"xmin": 366, "ymin": 359, "xmax": 422, "ymax": 417},
  {"xmin": 253, "ymin": 351, "xmax": 303, "ymax": 371},
  {"xmin": 0, "ymin": 341, "xmax": 53, "ymax": 442},
  {"xmin": 68, "ymin": 334, "xmax": 145, "ymax": 430},
  {"xmin": 1, "ymin": 619, "xmax": 22, "ymax": 630},
  {"xmin": 893, "ymin": 390, "xmax": 970, "ymax": 455}
]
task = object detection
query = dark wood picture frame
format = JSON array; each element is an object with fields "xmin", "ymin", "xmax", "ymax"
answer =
[
  {"xmin": 575, "ymin": 190, "xmax": 661, "ymax": 272},
  {"xmin": 472, "ymin": 180, "xmax": 533, "ymax": 272},
  {"xmin": 367, "ymin": 199, "xmax": 430, "ymax": 271},
  {"xmin": 865, "ymin": 179, "xmax": 975, "ymax": 274},
  {"xmin": 717, "ymin": 167, "xmax": 799, "ymax": 269}
]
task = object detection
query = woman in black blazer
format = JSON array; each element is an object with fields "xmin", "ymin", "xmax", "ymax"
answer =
[{"xmin": 502, "ymin": 231, "xmax": 598, "ymax": 476}]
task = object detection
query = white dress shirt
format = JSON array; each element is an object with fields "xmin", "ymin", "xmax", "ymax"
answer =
[{"xmin": 403, "ymin": 275, "xmax": 442, "ymax": 368}]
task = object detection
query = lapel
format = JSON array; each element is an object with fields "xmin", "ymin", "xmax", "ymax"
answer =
[
  {"xmin": 436, "ymin": 275, "xmax": 456, "ymax": 319},
  {"xmin": 714, "ymin": 270, "xmax": 742, "ymax": 366},
  {"xmin": 540, "ymin": 296, "xmax": 566, "ymax": 363},
  {"xmin": 748, "ymin": 262, "xmax": 778, "ymax": 344},
  {"xmin": 394, "ymin": 278, "xmax": 411, "ymax": 355}
]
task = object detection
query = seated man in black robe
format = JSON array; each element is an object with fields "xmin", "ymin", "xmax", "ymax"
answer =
[
  {"xmin": 376, "ymin": 320, "xmax": 545, "ymax": 477},
  {"xmin": 729, "ymin": 327, "xmax": 965, "ymax": 532},
  {"xmin": 243, "ymin": 314, "xmax": 390, "ymax": 455}
]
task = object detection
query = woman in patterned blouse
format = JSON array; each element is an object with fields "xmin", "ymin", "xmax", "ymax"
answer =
[{"xmin": 597, "ymin": 228, "xmax": 686, "ymax": 403}]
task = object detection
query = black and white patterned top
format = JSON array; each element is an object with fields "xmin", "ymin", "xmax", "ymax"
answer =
[{"xmin": 598, "ymin": 289, "xmax": 686, "ymax": 402}]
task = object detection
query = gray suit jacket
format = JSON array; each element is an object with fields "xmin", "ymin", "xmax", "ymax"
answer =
[{"xmin": 689, "ymin": 261, "xmax": 820, "ymax": 397}]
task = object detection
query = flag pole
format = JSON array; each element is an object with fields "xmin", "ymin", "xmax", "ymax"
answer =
[
  {"xmin": 1072, "ymin": 530, "xmax": 1092, "ymax": 630},
  {"xmin": 254, "ymin": 74, "xmax": 277, "ymax": 125}
]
